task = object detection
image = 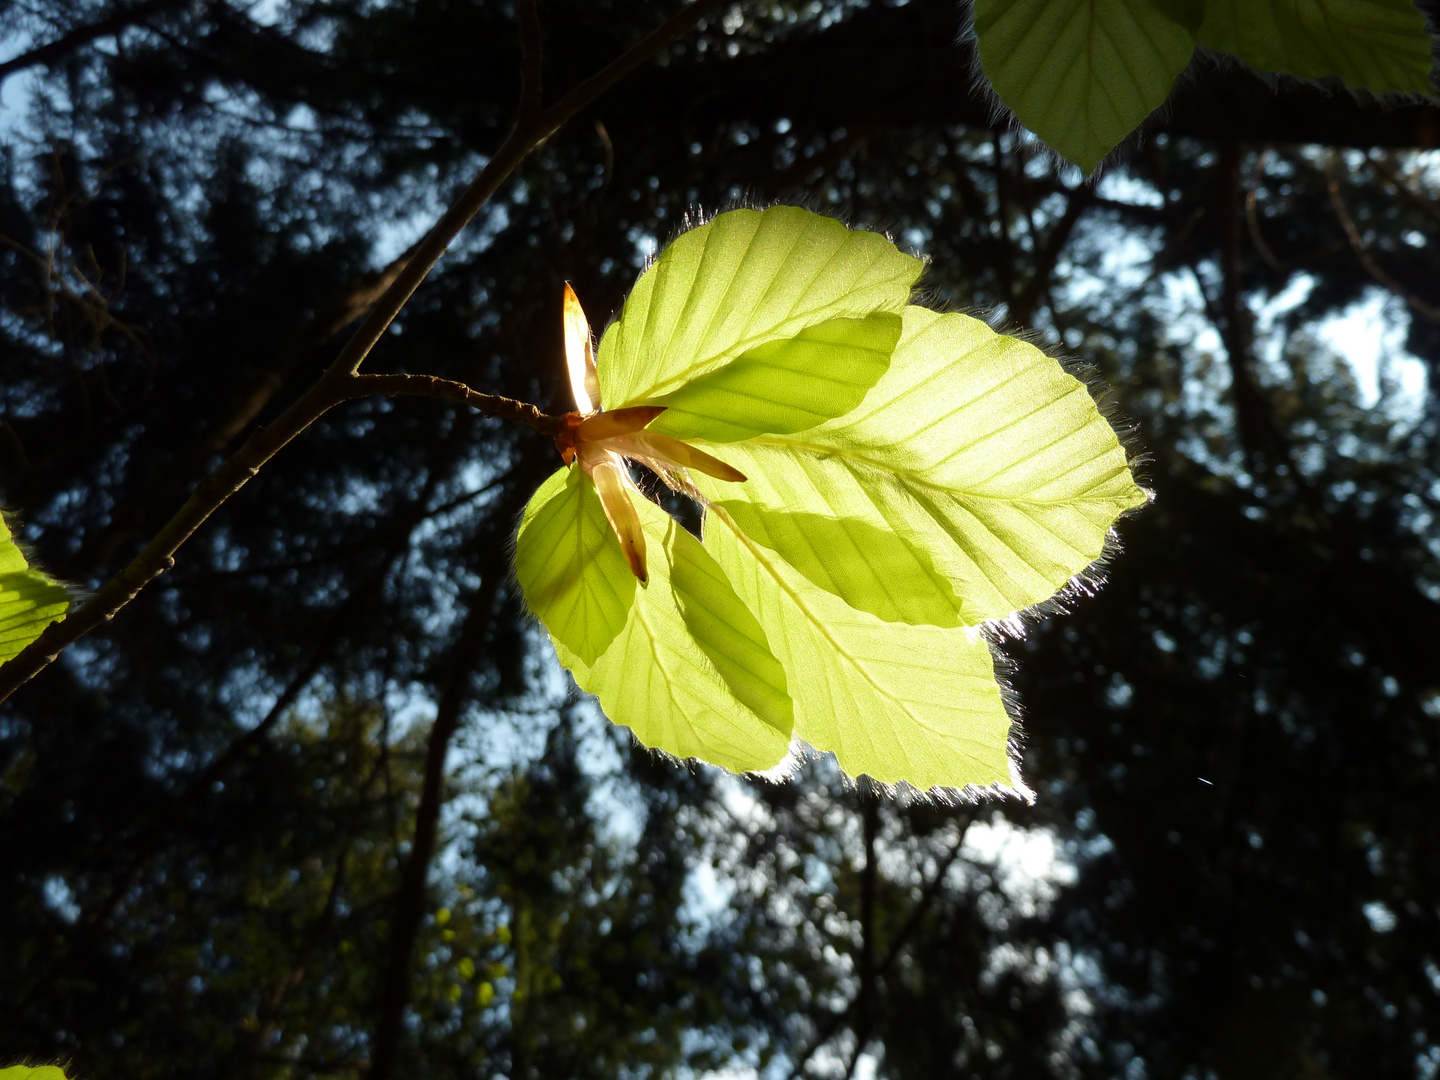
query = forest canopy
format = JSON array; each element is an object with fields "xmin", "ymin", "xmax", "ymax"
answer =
[{"xmin": 2, "ymin": 1, "xmax": 1440, "ymax": 1078}]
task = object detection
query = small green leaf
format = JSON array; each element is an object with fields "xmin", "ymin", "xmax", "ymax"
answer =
[
  {"xmin": 705, "ymin": 507, "xmax": 1014, "ymax": 792},
  {"xmin": 1, "ymin": 511, "xmax": 70, "ymax": 666},
  {"xmin": 715, "ymin": 502, "xmax": 965, "ymax": 627},
  {"xmin": 646, "ymin": 312, "xmax": 902, "ymax": 443},
  {"xmin": 0, "ymin": 1069, "xmax": 71, "ymax": 1080},
  {"xmin": 597, "ymin": 206, "xmax": 922, "ymax": 408},
  {"xmin": 555, "ymin": 495, "xmax": 792, "ymax": 774},
  {"xmin": 514, "ymin": 467, "xmax": 635, "ymax": 665},
  {"xmin": 693, "ymin": 307, "xmax": 1147, "ymax": 626},
  {"xmin": 1198, "ymin": 0, "xmax": 1434, "ymax": 94},
  {"xmin": 974, "ymin": 0, "xmax": 1197, "ymax": 174}
]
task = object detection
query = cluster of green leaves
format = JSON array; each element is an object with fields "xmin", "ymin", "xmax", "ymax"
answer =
[
  {"xmin": 974, "ymin": 0, "xmax": 1437, "ymax": 173},
  {"xmin": 0, "ymin": 513, "xmax": 68, "ymax": 665},
  {"xmin": 516, "ymin": 206, "xmax": 1146, "ymax": 791}
]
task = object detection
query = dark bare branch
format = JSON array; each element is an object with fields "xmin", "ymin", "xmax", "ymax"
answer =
[{"xmin": 0, "ymin": 0, "xmax": 723, "ymax": 703}]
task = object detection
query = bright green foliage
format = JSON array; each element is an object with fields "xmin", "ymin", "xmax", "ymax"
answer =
[
  {"xmin": 1, "ymin": 511, "xmax": 70, "ymax": 665},
  {"xmin": 517, "ymin": 207, "xmax": 1144, "ymax": 791},
  {"xmin": 596, "ymin": 206, "xmax": 923, "ymax": 407},
  {"xmin": 514, "ymin": 468, "xmax": 635, "ymax": 665},
  {"xmin": 973, "ymin": 0, "xmax": 1201, "ymax": 176},
  {"xmin": 0, "ymin": 1068, "xmax": 71, "ymax": 1080},
  {"xmin": 717, "ymin": 502, "xmax": 965, "ymax": 627},
  {"xmin": 704, "ymin": 507, "xmax": 1015, "ymax": 790},
  {"xmin": 1198, "ymin": 0, "xmax": 1434, "ymax": 94},
  {"xmin": 648, "ymin": 312, "xmax": 901, "ymax": 443},
  {"xmin": 552, "ymin": 494, "xmax": 793, "ymax": 775},
  {"xmin": 693, "ymin": 307, "xmax": 1148, "ymax": 626}
]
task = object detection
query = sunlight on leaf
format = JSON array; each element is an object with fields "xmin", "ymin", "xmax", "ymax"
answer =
[
  {"xmin": 555, "ymin": 495, "xmax": 793, "ymax": 775},
  {"xmin": 524, "ymin": 208, "xmax": 1146, "ymax": 792},
  {"xmin": 706, "ymin": 506, "xmax": 1015, "ymax": 792},
  {"xmin": 692, "ymin": 307, "xmax": 1148, "ymax": 626},
  {"xmin": 1, "ymin": 511, "xmax": 70, "ymax": 666},
  {"xmin": 515, "ymin": 468, "xmax": 636, "ymax": 665},
  {"xmin": 647, "ymin": 312, "xmax": 902, "ymax": 442},
  {"xmin": 597, "ymin": 206, "xmax": 922, "ymax": 406}
]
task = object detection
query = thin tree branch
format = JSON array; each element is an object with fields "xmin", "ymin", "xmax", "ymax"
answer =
[
  {"xmin": 1218, "ymin": 142, "xmax": 1284, "ymax": 472},
  {"xmin": 517, "ymin": 0, "xmax": 543, "ymax": 126},
  {"xmin": 63, "ymin": 252, "xmax": 415, "ymax": 579},
  {"xmin": 350, "ymin": 373, "xmax": 566, "ymax": 435},
  {"xmin": 368, "ymin": 532, "xmax": 516, "ymax": 1080},
  {"xmin": 1009, "ymin": 182, "xmax": 1094, "ymax": 326},
  {"xmin": 0, "ymin": 0, "xmax": 724, "ymax": 704},
  {"xmin": 1245, "ymin": 149, "xmax": 1285, "ymax": 273},
  {"xmin": 786, "ymin": 820, "xmax": 971, "ymax": 1080},
  {"xmin": 1369, "ymin": 153, "xmax": 1440, "ymax": 229},
  {"xmin": 0, "ymin": 0, "xmax": 198, "ymax": 85},
  {"xmin": 1326, "ymin": 159, "xmax": 1440, "ymax": 322}
]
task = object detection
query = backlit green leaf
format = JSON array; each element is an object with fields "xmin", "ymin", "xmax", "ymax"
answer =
[
  {"xmin": 1198, "ymin": 0, "xmax": 1433, "ymax": 94},
  {"xmin": 693, "ymin": 307, "xmax": 1147, "ymax": 626},
  {"xmin": 647, "ymin": 312, "xmax": 902, "ymax": 443},
  {"xmin": 705, "ymin": 506, "xmax": 1014, "ymax": 792},
  {"xmin": 974, "ymin": 0, "xmax": 1198, "ymax": 175},
  {"xmin": 1, "ymin": 511, "xmax": 70, "ymax": 666},
  {"xmin": 556, "ymin": 495, "xmax": 792, "ymax": 774},
  {"xmin": 0, "ymin": 1068, "xmax": 71, "ymax": 1080},
  {"xmin": 596, "ymin": 206, "xmax": 922, "ymax": 408},
  {"xmin": 714, "ymin": 502, "xmax": 965, "ymax": 628},
  {"xmin": 514, "ymin": 467, "xmax": 635, "ymax": 665}
]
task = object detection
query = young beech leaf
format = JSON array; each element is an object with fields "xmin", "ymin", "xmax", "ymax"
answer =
[
  {"xmin": 974, "ymin": 0, "xmax": 1199, "ymax": 175},
  {"xmin": 1, "ymin": 511, "xmax": 70, "ymax": 665},
  {"xmin": 1198, "ymin": 0, "xmax": 1434, "ymax": 95},
  {"xmin": 552, "ymin": 494, "xmax": 793, "ymax": 775},
  {"xmin": 689, "ymin": 306, "xmax": 1148, "ymax": 627},
  {"xmin": 514, "ymin": 467, "xmax": 637, "ymax": 665},
  {"xmin": 646, "ymin": 311, "xmax": 902, "ymax": 443},
  {"xmin": 705, "ymin": 505, "xmax": 1014, "ymax": 792},
  {"xmin": 596, "ymin": 205, "xmax": 923, "ymax": 408},
  {"xmin": 717, "ymin": 502, "xmax": 966, "ymax": 628},
  {"xmin": 523, "ymin": 208, "xmax": 1145, "ymax": 792}
]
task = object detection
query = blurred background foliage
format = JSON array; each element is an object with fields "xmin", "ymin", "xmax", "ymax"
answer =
[{"xmin": 2, "ymin": 1, "xmax": 1439, "ymax": 1077}]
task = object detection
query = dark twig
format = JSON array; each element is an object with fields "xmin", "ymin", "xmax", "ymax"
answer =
[
  {"xmin": 1369, "ymin": 153, "xmax": 1440, "ymax": 229},
  {"xmin": 368, "ymin": 528, "xmax": 517, "ymax": 1080},
  {"xmin": 786, "ymin": 820, "xmax": 971, "ymax": 1080},
  {"xmin": 351, "ymin": 373, "xmax": 567, "ymax": 435},
  {"xmin": 517, "ymin": 0, "xmax": 544, "ymax": 125},
  {"xmin": 1326, "ymin": 156, "xmax": 1440, "ymax": 322},
  {"xmin": 0, "ymin": 0, "xmax": 198, "ymax": 85},
  {"xmin": 1245, "ymin": 149, "xmax": 1285, "ymax": 273}
]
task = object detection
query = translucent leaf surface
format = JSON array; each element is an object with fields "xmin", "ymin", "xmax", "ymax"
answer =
[
  {"xmin": 515, "ymin": 467, "xmax": 635, "ymax": 665},
  {"xmin": 1198, "ymin": 0, "xmax": 1433, "ymax": 94},
  {"xmin": 705, "ymin": 507, "xmax": 1014, "ymax": 791},
  {"xmin": 556, "ymin": 496, "xmax": 792, "ymax": 774},
  {"xmin": 716, "ymin": 502, "xmax": 965, "ymax": 627},
  {"xmin": 974, "ymin": 0, "xmax": 1198, "ymax": 175},
  {"xmin": 1, "ymin": 512, "xmax": 70, "ymax": 665},
  {"xmin": 693, "ymin": 307, "xmax": 1148, "ymax": 625},
  {"xmin": 647, "ymin": 312, "xmax": 901, "ymax": 443},
  {"xmin": 596, "ymin": 206, "xmax": 922, "ymax": 407},
  {"xmin": 0, "ymin": 1068, "xmax": 70, "ymax": 1080}
]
